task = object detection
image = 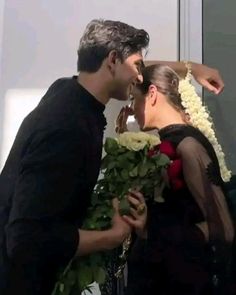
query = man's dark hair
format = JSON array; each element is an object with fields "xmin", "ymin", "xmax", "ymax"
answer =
[{"xmin": 77, "ymin": 19, "xmax": 149, "ymax": 72}]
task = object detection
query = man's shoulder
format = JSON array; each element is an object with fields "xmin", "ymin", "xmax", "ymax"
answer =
[
  {"xmin": 50, "ymin": 76, "xmax": 76, "ymax": 87},
  {"xmin": 43, "ymin": 76, "xmax": 77, "ymax": 98},
  {"xmin": 38, "ymin": 76, "xmax": 84, "ymax": 111},
  {"xmin": 22, "ymin": 76, "xmax": 87, "ymax": 132}
]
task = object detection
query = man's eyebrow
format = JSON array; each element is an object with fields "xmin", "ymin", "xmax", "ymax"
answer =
[
  {"xmin": 141, "ymin": 60, "xmax": 145, "ymax": 69},
  {"xmin": 135, "ymin": 60, "xmax": 145, "ymax": 70},
  {"xmin": 135, "ymin": 60, "xmax": 142, "ymax": 65},
  {"xmin": 137, "ymin": 60, "xmax": 145, "ymax": 69}
]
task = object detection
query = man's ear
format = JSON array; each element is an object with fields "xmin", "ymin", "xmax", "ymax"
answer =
[
  {"xmin": 148, "ymin": 85, "xmax": 158, "ymax": 106},
  {"xmin": 107, "ymin": 50, "xmax": 118, "ymax": 75}
]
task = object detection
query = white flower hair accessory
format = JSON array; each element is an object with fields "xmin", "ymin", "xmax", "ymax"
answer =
[{"xmin": 178, "ymin": 65, "xmax": 231, "ymax": 182}]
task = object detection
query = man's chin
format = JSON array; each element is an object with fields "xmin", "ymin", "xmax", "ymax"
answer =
[{"xmin": 112, "ymin": 94, "xmax": 129, "ymax": 101}]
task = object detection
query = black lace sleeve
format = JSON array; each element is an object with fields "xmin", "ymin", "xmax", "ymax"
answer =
[{"xmin": 177, "ymin": 136, "xmax": 234, "ymax": 244}]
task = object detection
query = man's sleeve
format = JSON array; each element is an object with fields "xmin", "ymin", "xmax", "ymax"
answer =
[{"xmin": 5, "ymin": 128, "xmax": 88, "ymax": 293}]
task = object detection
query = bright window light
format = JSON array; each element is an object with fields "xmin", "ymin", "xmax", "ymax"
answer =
[
  {"xmin": 1, "ymin": 88, "xmax": 46, "ymax": 168},
  {"xmin": 127, "ymin": 115, "xmax": 135, "ymax": 123}
]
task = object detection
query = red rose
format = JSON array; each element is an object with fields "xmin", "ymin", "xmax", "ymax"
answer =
[
  {"xmin": 147, "ymin": 149, "xmax": 157, "ymax": 157},
  {"xmin": 167, "ymin": 159, "xmax": 182, "ymax": 179},
  {"xmin": 167, "ymin": 159, "xmax": 185, "ymax": 191},
  {"xmin": 171, "ymin": 178, "xmax": 185, "ymax": 191},
  {"xmin": 159, "ymin": 141, "xmax": 176, "ymax": 159},
  {"xmin": 147, "ymin": 144, "xmax": 160, "ymax": 158}
]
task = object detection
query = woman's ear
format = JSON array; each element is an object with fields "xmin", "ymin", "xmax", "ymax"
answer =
[{"xmin": 148, "ymin": 84, "xmax": 158, "ymax": 106}]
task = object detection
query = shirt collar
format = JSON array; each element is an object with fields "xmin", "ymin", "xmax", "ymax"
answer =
[
  {"xmin": 72, "ymin": 76, "xmax": 107, "ymax": 128},
  {"xmin": 72, "ymin": 76, "xmax": 105, "ymax": 113}
]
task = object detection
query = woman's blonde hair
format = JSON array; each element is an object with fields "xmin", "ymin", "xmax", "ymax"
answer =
[{"xmin": 136, "ymin": 64, "xmax": 231, "ymax": 181}]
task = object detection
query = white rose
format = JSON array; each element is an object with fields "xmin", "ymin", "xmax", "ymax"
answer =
[
  {"xmin": 118, "ymin": 132, "xmax": 160, "ymax": 151},
  {"xmin": 147, "ymin": 134, "xmax": 160, "ymax": 147}
]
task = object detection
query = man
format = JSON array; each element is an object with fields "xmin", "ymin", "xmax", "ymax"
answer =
[{"xmin": 0, "ymin": 19, "xmax": 224, "ymax": 295}]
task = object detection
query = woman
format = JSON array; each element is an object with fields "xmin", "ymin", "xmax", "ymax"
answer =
[{"xmin": 120, "ymin": 64, "xmax": 235, "ymax": 295}]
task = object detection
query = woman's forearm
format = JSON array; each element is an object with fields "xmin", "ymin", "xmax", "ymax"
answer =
[{"xmin": 144, "ymin": 60, "xmax": 187, "ymax": 78}]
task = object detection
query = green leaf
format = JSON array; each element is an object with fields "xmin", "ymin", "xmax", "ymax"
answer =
[
  {"xmin": 104, "ymin": 138, "xmax": 119, "ymax": 155},
  {"xmin": 119, "ymin": 198, "xmax": 131, "ymax": 215},
  {"xmin": 129, "ymin": 166, "xmax": 138, "ymax": 177},
  {"xmin": 67, "ymin": 270, "xmax": 76, "ymax": 286},
  {"xmin": 96, "ymin": 219, "xmax": 110, "ymax": 229},
  {"xmin": 101, "ymin": 155, "xmax": 112, "ymax": 169},
  {"xmin": 78, "ymin": 266, "xmax": 94, "ymax": 291},
  {"xmin": 108, "ymin": 182, "xmax": 116, "ymax": 192},
  {"xmin": 93, "ymin": 267, "xmax": 107, "ymax": 284},
  {"xmin": 120, "ymin": 169, "xmax": 129, "ymax": 180},
  {"xmin": 117, "ymin": 146, "xmax": 127, "ymax": 154},
  {"xmin": 89, "ymin": 254, "xmax": 103, "ymax": 266},
  {"xmin": 52, "ymin": 281, "xmax": 70, "ymax": 295},
  {"xmin": 138, "ymin": 163, "xmax": 148, "ymax": 177},
  {"xmin": 59, "ymin": 283, "xmax": 64, "ymax": 293},
  {"xmin": 125, "ymin": 151, "xmax": 136, "ymax": 160},
  {"xmin": 107, "ymin": 161, "xmax": 116, "ymax": 170},
  {"xmin": 105, "ymin": 207, "xmax": 114, "ymax": 218},
  {"xmin": 116, "ymin": 155, "xmax": 131, "ymax": 169},
  {"xmin": 153, "ymin": 153, "xmax": 170, "ymax": 166}
]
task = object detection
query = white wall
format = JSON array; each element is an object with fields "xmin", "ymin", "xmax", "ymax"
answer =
[
  {"xmin": 0, "ymin": 0, "xmax": 5, "ymax": 77},
  {"xmin": 179, "ymin": 0, "xmax": 202, "ymax": 95},
  {"xmin": 0, "ymin": 0, "xmax": 6, "ymax": 166},
  {"xmin": 179, "ymin": 0, "xmax": 202, "ymax": 62},
  {"xmin": 0, "ymin": 0, "xmax": 179, "ymax": 168}
]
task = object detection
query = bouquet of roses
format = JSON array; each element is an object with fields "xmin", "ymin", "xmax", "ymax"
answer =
[
  {"xmin": 98, "ymin": 132, "xmax": 171, "ymax": 211},
  {"xmin": 52, "ymin": 132, "xmax": 171, "ymax": 295}
]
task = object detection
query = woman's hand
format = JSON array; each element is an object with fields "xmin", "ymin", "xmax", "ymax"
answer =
[
  {"xmin": 191, "ymin": 62, "xmax": 224, "ymax": 95},
  {"xmin": 115, "ymin": 105, "xmax": 134, "ymax": 134},
  {"xmin": 145, "ymin": 60, "xmax": 224, "ymax": 95},
  {"xmin": 122, "ymin": 190, "xmax": 148, "ymax": 239}
]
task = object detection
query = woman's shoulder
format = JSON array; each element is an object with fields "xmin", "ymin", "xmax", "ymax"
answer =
[{"xmin": 176, "ymin": 136, "xmax": 209, "ymax": 161}]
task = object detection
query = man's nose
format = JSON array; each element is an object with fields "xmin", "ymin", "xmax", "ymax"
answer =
[{"xmin": 136, "ymin": 73, "xmax": 143, "ymax": 84}]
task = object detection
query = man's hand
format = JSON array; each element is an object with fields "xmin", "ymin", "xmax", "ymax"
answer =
[
  {"xmin": 191, "ymin": 62, "xmax": 224, "ymax": 95},
  {"xmin": 107, "ymin": 198, "xmax": 132, "ymax": 249},
  {"xmin": 77, "ymin": 199, "xmax": 131, "ymax": 256}
]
